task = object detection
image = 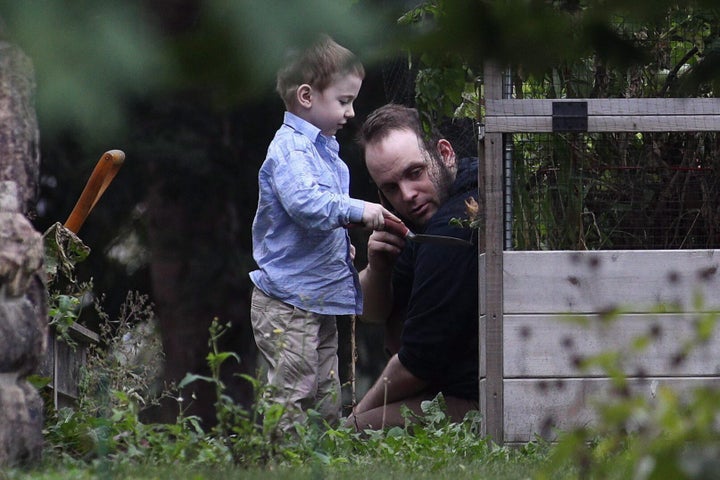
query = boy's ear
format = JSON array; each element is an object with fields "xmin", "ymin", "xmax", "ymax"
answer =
[{"xmin": 296, "ymin": 84, "xmax": 312, "ymax": 109}]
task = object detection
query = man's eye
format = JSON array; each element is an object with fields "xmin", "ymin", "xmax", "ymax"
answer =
[{"xmin": 408, "ymin": 168, "xmax": 423, "ymax": 179}]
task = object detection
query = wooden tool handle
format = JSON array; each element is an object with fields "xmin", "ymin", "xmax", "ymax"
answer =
[
  {"xmin": 64, "ymin": 149, "xmax": 125, "ymax": 234},
  {"xmin": 382, "ymin": 217, "xmax": 411, "ymax": 238}
]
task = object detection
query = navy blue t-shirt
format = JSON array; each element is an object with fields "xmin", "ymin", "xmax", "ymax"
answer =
[{"xmin": 393, "ymin": 157, "xmax": 480, "ymax": 401}]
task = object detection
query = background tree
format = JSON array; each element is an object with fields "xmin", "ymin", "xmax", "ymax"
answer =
[{"xmin": 0, "ymin": 0, "xmax": 398, "ymax": 423}]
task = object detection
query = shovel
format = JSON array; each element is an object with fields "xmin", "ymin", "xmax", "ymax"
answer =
[
  {"xmin": 43, "ymin": 149, "xmax": 125, "ymax": 283},
  {"xmin": 382, "ymin": 217, "xmax": 473, "ymax": 247},
  {"xmin": 63, "ymin": 149, "xmax": 125, "ymax": 234}
]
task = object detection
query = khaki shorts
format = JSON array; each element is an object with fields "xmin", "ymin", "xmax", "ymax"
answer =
[{"xmin": 250, "ymin": 287, "xmax": 341, "ymax": 430}]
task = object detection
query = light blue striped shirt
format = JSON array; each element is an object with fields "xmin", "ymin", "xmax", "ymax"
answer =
[{"xmin": 250, "ymin": 112, "xmax": 365, "ymax": 315}]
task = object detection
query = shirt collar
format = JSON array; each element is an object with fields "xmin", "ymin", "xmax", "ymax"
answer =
[
  {"xmin": 283, "ymin": 111, "xmax": 322, "ymax": 142},
  {"xmin": 283, "ymin": 111, "xmax": 339, "ymax": 153}
]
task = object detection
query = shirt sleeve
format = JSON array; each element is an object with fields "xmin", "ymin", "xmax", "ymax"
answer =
[
  {"xmin": 269, "ymin": 140, "xmax": 360, "ymax": 230},
  {"xmin": 347, "ymin": 199, "xmax": 365, "ymax": 223}
]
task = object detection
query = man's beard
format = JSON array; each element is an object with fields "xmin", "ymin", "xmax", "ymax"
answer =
[{"xmin": 428, "ymin": 156, "xmax": 454, "ymax": 206}]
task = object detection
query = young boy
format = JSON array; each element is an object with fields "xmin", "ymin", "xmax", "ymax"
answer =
[{"xmin": 249, "ymin": 35, "xmax": 393, "ymax": 433}]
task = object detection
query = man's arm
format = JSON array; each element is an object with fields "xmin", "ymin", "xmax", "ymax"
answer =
[
  {"xmin": 358, "ymin": 264, "xmax": 393, "ymax": 323},
  {"xmin": 358, "ymin": 230, "xmax": 405, "ymax": 324},
  {"xmin": 353, "ymin": 354, "xmax": 427, "ymax": 414}
]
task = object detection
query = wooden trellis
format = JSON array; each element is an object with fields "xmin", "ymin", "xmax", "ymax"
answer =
[{"xmin": 478, "ymin": 63, "xmax": 720, "ymax": 444}]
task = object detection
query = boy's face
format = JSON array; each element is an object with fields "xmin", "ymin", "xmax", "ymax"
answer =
[{"xmin": 305, "ymin": 73, "xmax": 362, "ymax": 136}]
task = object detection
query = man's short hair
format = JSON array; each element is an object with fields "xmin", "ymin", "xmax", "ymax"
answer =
[
  {"xmin": 357, "ymin": 104, "xmax": 443, "ymax": 158},
  {"xmin": 276, "ymin": 34, "xmax": 365, "ymax": 109}
]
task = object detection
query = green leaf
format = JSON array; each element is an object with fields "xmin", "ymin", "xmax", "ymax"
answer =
[{"xmin": 178, "ymin": 373, "xmax": 214, "ymax": 389}]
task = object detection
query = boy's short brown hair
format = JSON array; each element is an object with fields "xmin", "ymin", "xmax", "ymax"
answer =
[{"xmin": 276, "ymin": 34, "xmax": 365, "ymax": 109}]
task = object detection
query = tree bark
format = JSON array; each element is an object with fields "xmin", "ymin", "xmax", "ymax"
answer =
[{"xmin": 0, "ymin": 41, "xmax": 46, "ymax": 467}]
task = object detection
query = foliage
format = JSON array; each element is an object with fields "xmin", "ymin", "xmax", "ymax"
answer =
[
  {"xmin": 536, "ymin": 305, "xmax": 720, "ymax": 480},
  {"xmin": 406, "ymin": 2, "xmax": 720, "ymax": 251},
  {"xmin": 28, "ymin": 313, "xmax": 544, "ymax": 478},
  {"xmin": 19, "ymin": 287, "xmax": 720, "ymax": 479},
  {"xmin": 505, "ymin": 6, "xmax": 720, "ymax": 250},
  {"xmin": 10, "ymin": 1, "xmax": 720, "ymax": 478},
  {"xmin": 42, "ymin": 222, "xmax": 90, "ymax": 286},
  {"xmin": 44, "ymin": 222, "xmax": 93, "ymax": 345},
  {"xmin": 0, "ymin": 0, "xmax": 391, "ymax": 144},
  {"xmin": 398, "ymin": 1, "xmax": 479, "ymax": 137}
]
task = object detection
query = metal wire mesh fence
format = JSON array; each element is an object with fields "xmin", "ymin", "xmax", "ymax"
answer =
[
  {"xmin": 380, "ymin": 8, "xmax": 720, "ymax": 251},
  {"xmin": 511, "ymin": 131, "xmax": 720, "ymax": 250}
]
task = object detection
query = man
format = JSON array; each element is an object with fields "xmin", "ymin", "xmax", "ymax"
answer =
[{"xmin": 347, "ymin": 104, "xmax": 479, "ymax": 430}]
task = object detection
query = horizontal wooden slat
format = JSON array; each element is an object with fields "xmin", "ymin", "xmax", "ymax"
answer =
[
  {"xmin": 484, "ymin": 98, "xmax": 720, "ymax": 132},
  {"xmin": 503, "ymin": 250, "xmax": 720, "ymax": 314},
  {"xmin": 504, "ymin": 313, "xmax": 720, "ymax": 377},
  {"xmin": 486, "ymin": 98, "xmax": 720, "ymax": 116},
  {"xmin": 504, "ymin": 376, "xmax": 720, "ymax": 442},
  {"xmin": 486, "ymin": 115, "xmax": 720, "ymax": 132}
]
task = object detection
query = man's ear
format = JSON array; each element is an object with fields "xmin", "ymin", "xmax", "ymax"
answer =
[
  {"xmin": 296, "ymin": 84, "xmax": 312, "ymax": 109},
  {"xmin": 436, "ymin": 139, "xmax": 456, "ymax": 167}
]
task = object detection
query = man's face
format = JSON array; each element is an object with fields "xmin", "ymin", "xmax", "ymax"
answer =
[{"xmin": 365, "ymin": 128, "xmax": 456, "ymax": 227}]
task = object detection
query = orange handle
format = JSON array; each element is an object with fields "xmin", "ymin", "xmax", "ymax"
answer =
[
  {"xmin": 64, "ymin": 149, "xmax": 125, "ymax": 234},
  {"xmin": 382, "ymin": 217, "xmax": 411, "ymax": 238}
]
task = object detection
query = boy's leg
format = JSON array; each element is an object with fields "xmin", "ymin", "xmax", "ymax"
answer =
[
  {"xmin": 250, "ymin": 287, "xmax": 323, "ymax": 431},
  {"xmin": 314, "ymin": 316, "xmax": 341, "ymax": 425}
]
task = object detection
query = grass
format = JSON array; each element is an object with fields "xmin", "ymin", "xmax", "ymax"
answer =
[
  {"xmin": 12, "ymin": 297, "xmax": 718, "ymax": 480},
  {"xmin": 6, "ymin": 453, "xmax": 545, "ymax": 480}
]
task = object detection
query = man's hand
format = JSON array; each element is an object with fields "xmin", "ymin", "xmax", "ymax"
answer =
[
  {"xmin": 357, "ymin": 228, "xmax": 406, "ymax": 324},
  {"xmin": 366, "ymin": 229, "xmax": 405, "ymax": 274},
  {"xmin": 358, "ymin": 205, "xmax": 403, "ymax": 325}
]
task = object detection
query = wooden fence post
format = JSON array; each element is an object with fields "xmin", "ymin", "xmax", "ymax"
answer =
[{"xmin": 479, "ymin": 62, "xmax": 505, "ymax": 443}]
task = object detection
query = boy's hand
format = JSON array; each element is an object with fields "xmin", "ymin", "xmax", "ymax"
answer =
[{"xmin": 361, "ymin": 201, "xmax": 398, "ymax": 230}]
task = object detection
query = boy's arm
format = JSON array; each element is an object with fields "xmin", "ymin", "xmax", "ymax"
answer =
[{"xmin": 271, "ymin": 148, "xmax": 364, "ymax": 229}]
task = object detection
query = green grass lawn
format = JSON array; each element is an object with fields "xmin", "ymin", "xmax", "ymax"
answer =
[{"xmin": 7, "ymin": 457, "xmax": 545, "ymax": 480}]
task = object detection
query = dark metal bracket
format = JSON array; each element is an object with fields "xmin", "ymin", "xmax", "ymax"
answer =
[{"xmin": 552, "ymin": 101, "xmax": 588, "ymax": 132}]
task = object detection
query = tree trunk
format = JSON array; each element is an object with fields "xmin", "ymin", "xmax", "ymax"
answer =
[
  {"xmin": 0, "ymin": 41, "xmax": 46, "ymax": 467},
  {"xmin": 138, "ymin": 100, "xmax": 259, "ymax": 425}
]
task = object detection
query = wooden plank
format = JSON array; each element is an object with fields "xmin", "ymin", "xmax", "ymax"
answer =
[
  {"xmin": 478, "ymin": 252, "xmax": 486, "ymax": 318},
  {"xmin": 504, "ymin": 313, "xmax": 720, "ymax": 377},
  {"xmin": 486, "ymin": 98, "xmax": 720, "ymax": 116},
  {"xmin": 503, "ymin": 250, "xmax": 720, "ymax": 314},
  {"xmin": 478, "ymin": 252, "xmax": 487, "ymax": 379},
  {"xmin": 485, "ymin": 115, "xmax": 720, "ymax": 133},
  {"xmin": 484, "ymin": 98, "xmax": 720, "ymax": 132},
  {"xmin": 479, "ymin": 61, "xmax": 505, "ymax": 443},
  {"xmin": 504, "ymin": 376, "xmax": 720, "ymax": 442}
]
